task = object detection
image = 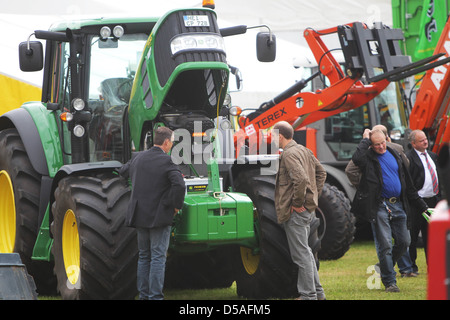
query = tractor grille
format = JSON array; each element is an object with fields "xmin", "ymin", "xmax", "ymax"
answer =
[{"xmin": 154, "ymin": 10, "xmax": 227, "ymax": 87}]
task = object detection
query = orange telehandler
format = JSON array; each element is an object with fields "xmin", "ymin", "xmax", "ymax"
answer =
[
  {"xmin": 410, "ymin": 18, "xmax": 450, "ymax": 154},
  {"xmin": 235, "ymin": 21, "xmax": 449, "ymax": 147},
  {"xmin": 407, "ymin": 16, "xmax": 450, "ymax": 300},
  {"xmin": 231, "ymin": 21, "xmax": 450, "ymax": 260}
]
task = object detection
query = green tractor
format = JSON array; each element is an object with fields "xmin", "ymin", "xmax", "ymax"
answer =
[{"xmin": 0, "ymin": 7, "xmax": 320, "ymax": 299}]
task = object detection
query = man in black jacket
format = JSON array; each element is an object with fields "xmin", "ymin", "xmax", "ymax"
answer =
[
  {"xmin": 406, "ymin": 129, "xmax": 440, "ymax": 273},
  {"xmin": 119, "ymin": 127, "xmax": 185, "ymax": 300},
  {"xmin": 352, "ymin": 129, "xmax": 427, "ymax": 292}
]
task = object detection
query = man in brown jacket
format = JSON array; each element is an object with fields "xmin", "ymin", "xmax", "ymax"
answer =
[{"xmin": 273, "ymin": 121, "xmax": 327, "ymax": 300}]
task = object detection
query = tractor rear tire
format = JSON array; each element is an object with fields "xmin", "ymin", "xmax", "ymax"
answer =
[
  {"xmin": 317, "ymin": 183, "xmax": 355, "ymax": 260},
  {"xmin": 0, "ymin": 128, "xmax": 56, "ymax": 294},
  {"xmin": 51, "ymin": 173, "xmax": 137, "ymax": 299},
  {"xmin": 233, "ymin": 169, "xmax": 321, "ymax": 299}
]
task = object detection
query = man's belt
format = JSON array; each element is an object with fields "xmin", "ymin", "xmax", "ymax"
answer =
[{"xmin": 384, "ymin": 197, "xmax": 399, "ymax": 204}]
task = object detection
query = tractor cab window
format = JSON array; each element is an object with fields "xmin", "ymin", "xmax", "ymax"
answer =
[
  {"xmin": 50, "ymin": 42, "xmax": 71, "ymax": 107},
  {"xmin": 48, "ymin": 42, "xmax": 72, "ymax": 163},
  {"xmin": 87, "ymin": 34, "xmax": 147, "ymax": 162},
  {"xmin": 373, "ymin": 82, "xmax": 408, "ymax": 139},
  {"xmin": 88, "ymin": 34, "xmax": 147, "ymax": 104},
  {"xmin": 324, "ymin": 105, "xmax": 370, "ymax": 160}
]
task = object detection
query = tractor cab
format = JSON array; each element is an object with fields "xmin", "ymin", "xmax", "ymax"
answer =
[
  {"xmin": 19, "ymin": 9, "xmax": 274, "ymax": 168},
  {"xmin": 19, "ymin": 19, "xmax": 156, "ymax": 164}
]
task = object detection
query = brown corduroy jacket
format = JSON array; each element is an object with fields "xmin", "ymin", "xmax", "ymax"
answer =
[{"xmin": 275, "ymin": 140, "xmax": 327, "ymax": 224}]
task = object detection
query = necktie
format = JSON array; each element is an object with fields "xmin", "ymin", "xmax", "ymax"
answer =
[{"xmin": 422, "ymin": 152, "xmax": 439, "ymax": 194}]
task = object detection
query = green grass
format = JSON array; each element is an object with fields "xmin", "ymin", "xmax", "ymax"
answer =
[
  {"xmin": 40, "ymin": 241, "xmax": 428, "ymax": 300},
  {"xmin": 318, "ymin": 241, "xmax": 427, "ymax": 300},
  {"xmin": 164, "ymin": 241, "xmax": 428, "ymax": 300}
]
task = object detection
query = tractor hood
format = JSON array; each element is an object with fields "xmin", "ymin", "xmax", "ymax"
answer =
[{"xmin": 128, "ymin": 8, "xmax": 230, "ymax": 148}]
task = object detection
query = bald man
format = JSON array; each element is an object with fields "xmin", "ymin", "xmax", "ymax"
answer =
[
  {"xmin": 406, "ymin": 130, "xmax": 440, "ymax": 273},
  {"xmin": 273, "ymin": 121, "xmax": 327, "ymax": 300}
]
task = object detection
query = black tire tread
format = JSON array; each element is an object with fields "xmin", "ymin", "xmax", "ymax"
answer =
[{"xmin": 51, "ymin": 174, "xmax": 137, "ymax": 299}]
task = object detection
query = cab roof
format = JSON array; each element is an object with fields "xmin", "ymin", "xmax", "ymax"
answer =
[{"xmin": 48, "ymin": 16, "xmax": 160, "ymax": 33}]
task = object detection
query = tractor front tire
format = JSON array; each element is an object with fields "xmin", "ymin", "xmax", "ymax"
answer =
[
  {"xmin": 233, "ymin": 169, "xmax": 321, "ymax": 299},
  {"xmin": 0, "ymin": 128, "xmax": 56, "ymax": 294},
  {"xmin": 51, "ymin": 173, "xmax": 137, "ymax": 299}
]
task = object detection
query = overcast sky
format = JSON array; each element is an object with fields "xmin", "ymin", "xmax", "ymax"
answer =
[{"xmin": 1, "ymin": 0, "xmax": 392, "ymax": 105}]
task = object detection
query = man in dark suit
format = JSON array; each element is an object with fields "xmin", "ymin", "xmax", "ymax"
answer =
[
  {"xmin": 406, "ymin": 129, "xmax": 440, "ymax": 274},
  {"xmin": 119, "ymin": 126, "xmax": 185, "ymax": 300}
]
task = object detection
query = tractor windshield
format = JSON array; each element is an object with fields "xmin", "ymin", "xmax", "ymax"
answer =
[
  {"xmin": 372, "ymin": 82, "xmax": 408, "ymax": 140},
  {"xmin": 298, "ymin": 66, "xmax": 408, "ymax": 161},
  {"xmin": 88, "ymin": 34, "xmax": 147, "ymax": 162},
  {"xmin": 323, "ymin": 82, "xmax": 408, "ymax": 161}
]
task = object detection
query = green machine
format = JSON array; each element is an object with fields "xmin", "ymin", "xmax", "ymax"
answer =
[
  {"xmin": 0, "ymin": 6, "xmax": 319, "ymax": 299},
  {"xmin": 392, "ymin": 0, "xmax": 450, "ymax": 61}
]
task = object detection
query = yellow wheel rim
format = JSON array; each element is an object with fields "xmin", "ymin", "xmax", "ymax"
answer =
[
  {"xmin": 240, "ymin": 247, "xmax": 260, "ymax": 275},
  {"xmin": 62, "ymin": 209, "xmax": 80, "ymax": 285},
  {"xmin": 0, "ymin": 170, "xmax": 16, "ymax": 253}
]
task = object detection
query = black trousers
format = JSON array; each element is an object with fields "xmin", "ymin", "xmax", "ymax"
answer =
[{"xmin": 409, "ymin": 196, "xmax": 438, "ymax": 272}]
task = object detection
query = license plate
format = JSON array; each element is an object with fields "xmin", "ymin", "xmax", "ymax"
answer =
[{"xmin": 183, "ymin": 15, "xmax": 210, "ymax": 27}]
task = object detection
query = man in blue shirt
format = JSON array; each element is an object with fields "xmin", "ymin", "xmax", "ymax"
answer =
[
  {"xmin": 351, "ymin": 129, "xmax": 427, "ymax": 293},
  {"xmin": 378, "ymin": 150, "xmax": 402, "ymax": 199}
]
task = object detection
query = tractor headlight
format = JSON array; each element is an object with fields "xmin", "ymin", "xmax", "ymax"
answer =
[
  {"xmin": 100, "ymin": 25, "xmax": 124, "ymax": 39},
  {"xmin": 100, "ymin": 26, "xmax": 111, "ymax": 39},
  {"xmin": 223, "ymin": 93, "xmax": 231, "ymax": 107},
  {"xmin": 113, "ymin": 25, "xmax": 124, "ymax": 38},
  {"xmin": 72, "ymin": 98, "xmax": 85, "ymax": 111},
  {"xmin": 170, "ymin": 34, "xmax": 225, "ymax": 55},
  {"xmin": 73, "ymin": 125, "xmax": 85, "ymax": 138},
  {"xmin": 219, "ymin": 119, "xmax": 232, "ymax": 130}
]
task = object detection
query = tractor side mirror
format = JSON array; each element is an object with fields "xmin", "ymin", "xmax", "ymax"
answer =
[
  {"xmin": 256, "ymin": 32, "xmax": 276, "ymax": 62},
  {"xmin": 19, "ymin": 41, "xmax": 43, "ymax": 72}
]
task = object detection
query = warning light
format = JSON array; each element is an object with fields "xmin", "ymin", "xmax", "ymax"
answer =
[
  {"xmin": 192, "ymin": 132, "xmax": 207, "ymax": 138},
  {"xmin": 202, "ymin": 0, "xmax": 215, "ymax": 9},
  {"xmin": 230, "ymin": 106, "xmax": 242, "ymax": 116},
  {"xmin": 60, "ymin": 112, "xmax": 73, "ymax": 122}
]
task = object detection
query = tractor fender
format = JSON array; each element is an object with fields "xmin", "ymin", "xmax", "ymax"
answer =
[
  {"xmin": 48, "ymin": 161, "xmax": 123, "ymax": 224},
  {"xmin": 229, "ymin": 154, "xmax": 279, "ymax": 190},
  {"xmin": 321, "ymin": 164, "xmax": 355, "ymax": 201},
  {"xmin": 0, "ymin": 108, "xmax": 49, "ymax": 176}
]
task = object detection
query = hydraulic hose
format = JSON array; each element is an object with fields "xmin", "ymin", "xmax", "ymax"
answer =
[{"xmin": 259, "ymin": 71, "xmax": 321, "ymax": 110}]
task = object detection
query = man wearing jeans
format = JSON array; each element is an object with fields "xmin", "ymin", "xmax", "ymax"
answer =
[
  {"xmin": 119, "ymin": 127, "xmax": 185, "ymax": 300},
  {"xmin": 351, "ymin": 129, "xmax": 427, "ymax": 292},
  {"xmin": 273, "ymin": 121, "xmax": 327, "ymax": 300}
]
